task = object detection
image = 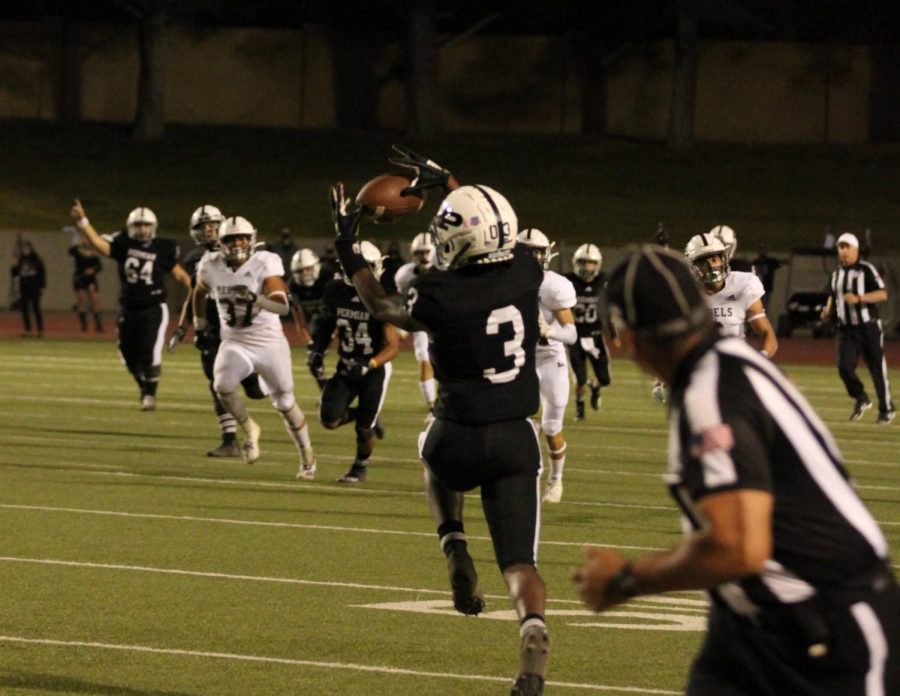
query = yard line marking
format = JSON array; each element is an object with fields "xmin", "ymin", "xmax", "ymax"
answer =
[
  {"xmin": 0, "ymin": 635, "xmax": 681, "ymax": 693},
  {"xmin": 0, "ymin": 504, "xmax": 668, "ymax": 552}
]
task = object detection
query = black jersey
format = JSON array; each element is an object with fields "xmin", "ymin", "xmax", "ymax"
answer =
[
  {"xmin": 319, "ymin": 279, "xmax": 387, "ymax": 364},
  {"xmin": 182, "ymin": 245, "xmax": 223, "ymax": 337},
  {"xmin": 565, "ymin": 271, "xmax": 608, "ymax": 338},
  {"xmin": 407, "ymin": 248, "xmax": 542, "ymax": 424},
  {"xmin": 70, "ymin": 246, "xmax": 102, "ymax": 282},
  {"xmin": 288, "ymin": 273, "xmax": 329, "ymax": 324},
  {"xmin": 108, "ymin": 232, "xmax": 178, "ymax": 310}
]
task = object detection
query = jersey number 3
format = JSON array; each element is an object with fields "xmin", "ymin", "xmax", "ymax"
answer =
[{"xmin": 483, "ymin": 305, "xmax": 525, "ymax": 384}]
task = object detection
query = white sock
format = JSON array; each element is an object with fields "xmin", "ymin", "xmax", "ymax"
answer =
[
  {"xmin": 280, "ymin": 403, "xmax": 311, "ymax": 449},
  {"xmin": 548, "ymin": 443, "xmax": 567, "ymax": 482},
  {"xmin": 217, "ymin": 391, "xmax": 249, "ymax": 425},
  {"xmin": 420, "ymin": 378, "xmax": 436, "ymax": 406},
  {"xmin": 217, "ymin": 412, "xmax": 237, "ymax": 435}
]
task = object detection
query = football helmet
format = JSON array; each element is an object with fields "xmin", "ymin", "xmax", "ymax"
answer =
[
  {"xmin": 572, "ymin": 243, "xmax": 602, "ymax": 281},
  {"xmin": 218, "ymin": 216, "xmax": 257, "ymax": 264},
  {"xmin": 190, "ymin": 205, "xmax": 225, "ymax": 246},
  {"xmin": 685, "ymin": 233, "xmax": 729, "ymax": 287},
  {"xmin": 410, "ymin": 232, "xmax": 434, "ymax": 269},
  {"xmin": 290, "ymin": 248, "xmax": 321, "ymax": 287},
  {"xmin": 126, "ymin": 207, "xmax": 158, "ymax": 241},
  {"xmin": 343, "ymin": 240, "xmax": 385, "ymax": 284},
  {"xmin": 517, "ymin": 228, "xmax": 557, "ymax": 270},
  {"xmin": 429, "ymin": 185, "xmax": 517, "ymax": 270},
  {"xmin": 709, "ymin": 225, "xmax": 737, "ymax": 261}
]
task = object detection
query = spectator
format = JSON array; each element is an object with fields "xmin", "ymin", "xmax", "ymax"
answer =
[
  {"xmin": 11, "ymin": 241, "xmax": 46, "ymax": 337},
  {"xmin": 69, "ymin": 232, "xmax": 104, "ymax": 332}
]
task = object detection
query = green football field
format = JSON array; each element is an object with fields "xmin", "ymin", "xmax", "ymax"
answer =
[{"xmin": 0, "ymin": 339, "xmax": 897, "ymax": 695}]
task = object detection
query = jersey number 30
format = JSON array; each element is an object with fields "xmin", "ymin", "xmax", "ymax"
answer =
[{"xmin": 483, "ymin": 305, "xmax": 525, "ymax": 384}]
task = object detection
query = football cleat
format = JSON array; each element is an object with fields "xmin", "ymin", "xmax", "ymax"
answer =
[
  {"xmin": 297, "ymin": 445, "xmax": 317, "ymax": 480},
  {"xmin": 590, "ymin": 384, "xmax": 601, "ymax": 411},
  {"xmin": 140, "ymin": 395, "xmax": 157, "ymax": 411},
  {"xmin": 242, "ymin": 418, "xmax": 261, "ymax": 464},
  {"xmin": 876, "ymin": 409, "xmax": 895, "ymax": 425},
  {"xmin": 574, "ymin": 401, "xmax": 585, "ymax": 421},
  {"xmin": 447, "ymin": 545, "xmax": 485, "ymax": 616},
  {"xmin": 511, "ymin": 625, "xmax": 550, "ymax": 696},
  {"xmin": 651, "ymin": 381, "xmax": 668, "ymax": 404},
  {"xmin": 850, "ymin": 399, "xmax": 872, "ymax": 421},
  {"xmin": 207, "ymin": 440, "xmax": 241, "ymax": 458},
  {"xmin": 542, "ymin": 480, "xmax": 563, "ymax": 504},
  {"xmin": 337, "ymin": 462, "xmax": 367, "ymax": 483}
]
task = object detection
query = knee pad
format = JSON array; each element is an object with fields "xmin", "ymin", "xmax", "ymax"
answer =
[
  {"xmin": 355, "ymin": 426, "xmax": 374, "ymax": 444},
  {"xmin": 269, "ymin": 390, "xmax": 295, "ymax": 412},
  {"xmin": 542, "ymin": 419, "xmax": 563, "ymax": 437}
]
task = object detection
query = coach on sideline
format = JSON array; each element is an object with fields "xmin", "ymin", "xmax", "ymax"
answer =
[
  {"xmin": 572, "ymin": 245, "xmax": 898, "ymax": 695},
  {"xmin": 821, "ymin": 232, "xmax": 895, "ymax": 424}
]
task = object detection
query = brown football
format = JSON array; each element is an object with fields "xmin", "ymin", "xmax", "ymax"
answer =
[{"xmin": 355, "ymin": 174, "xmax": 426, "ymax": 223}]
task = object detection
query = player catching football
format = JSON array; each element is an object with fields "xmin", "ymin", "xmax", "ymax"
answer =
[{"xmin": 329, "ymin": 145, "xmax": 551, "ymax": 696}]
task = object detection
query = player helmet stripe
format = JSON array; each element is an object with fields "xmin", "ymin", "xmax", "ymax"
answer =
[
  {"xmin": 219, "ymin": 215, "xmax": 257, "ymax": 263},
  {"xmin": 126, "ymin": 206, "xmax": 158, "ymax": 241}
]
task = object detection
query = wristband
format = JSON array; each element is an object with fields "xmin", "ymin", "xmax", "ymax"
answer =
[
  {"xmin": 610, "ymin": 562, "xmax": 640, "ymax": 599},
  {"xmin": 193, "ymin": 317, "xmax": 208, "ymax": 332},
  {"xmin": 76, "ymin": 217, "xmax": 90, "ymax": 230}
]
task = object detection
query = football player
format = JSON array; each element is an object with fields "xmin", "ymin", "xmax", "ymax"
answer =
[
  {"xmin": 311, "ymin": 241, "xmax": 399, "ymax": 483},
  {"xmin": 392, "ymin": 232, "xmax": 438, "ymax": 422},
  {"xmin": 330, "ymin": 144, "xmax": 551, "ymax": 696},
  {"xmin": 289, "ymin": 248, "xmax": 331, "ymax": 391},
  {"xmin": 565, "ymin": 243, "xmax": 618, "ymax": 420},
  {"xmin": 517, "ymin": 229, "xmax": 577, "ymax": 504},
  {"xmin": 192, "ymin": 216, "xmax": 317, "ymax": 478},
  {"xmin": 685, "ymin": 233, "xmax": 778, "ymax": 357},
  {"xmin": 168, "ymin": 205, "xmax": 268, "ymax": 457},
  {"xmin": 71, "ymin": 199, "xmax": 192, "ymax": 410}
]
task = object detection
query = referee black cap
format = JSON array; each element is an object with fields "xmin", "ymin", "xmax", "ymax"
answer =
[{"xmin": 606, "ymin": 244, "xmax": 711, "ymax": 341}]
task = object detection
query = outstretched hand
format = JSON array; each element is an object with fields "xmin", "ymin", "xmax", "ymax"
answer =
[
  {"xmin": 389, "ymin": 144, "xmax": 456, "ymax": 196},
  {"xmin": 329, "ymin": 183, "xmax": 363, "ymax": 242},
  {"xmin": 71, "ymin": 198, "xmax": 86, "ymax": 222}
]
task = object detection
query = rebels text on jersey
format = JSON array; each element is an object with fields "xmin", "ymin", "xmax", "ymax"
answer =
[
  {"xmin": 566, "ymin": 272, "xmax": 605, "ymax": 338},
  {"xmin": 706, "ymin": 271, "xmax": 765, "ymax": 338},
  {"xmin": 406, "ymin": 248, "xmax": 542, "ymax": 424},
  {"xmin": 320, "ymin": 279, "xmax": 387, "ymax": 364},
  {"xmin": 108, "ymin": 232, "xmax": 178, "ymax": 310},
  {"xmin": 197, "ymin": 250, "xmax": 286, "ymax": 344},
  {"xmin": 538, "ymin": 270, "xmax": 576, "ymax": 353}
]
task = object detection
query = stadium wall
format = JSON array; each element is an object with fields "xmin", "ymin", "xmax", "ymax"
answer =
[{"xmin": 0, "ymin": 21, "xmax": 875, "ymax": 143}]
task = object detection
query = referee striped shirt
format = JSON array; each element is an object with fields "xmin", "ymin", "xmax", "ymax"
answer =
[
  {"xmin": 667, "ymin": 335, "xmax": 888, "ymax": 616},
  {"xmin": 831, "ymin": 260, "xmax": 886, "ymax": 326}
]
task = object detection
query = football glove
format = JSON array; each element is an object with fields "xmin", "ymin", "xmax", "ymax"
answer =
[
  {"xmin": 329, "ymin": 183, "xmax": 363, "ymax": 242},
  {"xmin": 342, "ymin": 360, "xmax": 369, "ymax": 379},
  {"xmin": 166, "ymin": 325, "xmax": 187, "ymax": 352},
  {"xmin": 389, "ymin": 144, "xmax": 453, "ymax": 196},
  {"xmin": 193, "ymin": 327, "xmax": 212, "ymax": 352}
]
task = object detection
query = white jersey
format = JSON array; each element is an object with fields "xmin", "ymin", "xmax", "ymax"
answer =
[
  {"xmin": 537, "ymin": 270, "xmax": 577, "ymax": 354},
  {"xmin": 706, "ymin": 270, "xmax": 765, "ymax": 338},
  {"xmin": 198, "ymin": 250, "xmax": 286, "ymax": 345},
  {"xmin": 394, "ymin": 261, "xmax": 427, "ymax": 294}
]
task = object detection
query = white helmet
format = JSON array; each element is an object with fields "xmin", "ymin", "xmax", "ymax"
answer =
[
  {"xmin": 218, "ymin": 216, "xmax": 257, "ymax": 264},
  {"xmin": 126, "ymin": 207, "xmax": 158, "ymax": 241},
  {"xmin": 709, "ymin": 225, "xmax": 737, "ymax": 260},
  {"xmin": 517, "ymin": 228, "xmax": 557, "ymax": 270},
  {"xmin": 429, "ymin": 185, "xmax": 517, "ymax": 270},
  {"xmin": 572, "ymin": 243, "xmax": 602, "ymax": 281},
  {"xmin": 190, "ymin": 205, "xmax": 225, "ymax": 246},
  {"xmin": 685, "ymin": 233, "xmax": 729, "ymax": 287},
  {"xmin": 410, "ymin": 232, "xmax": 435, "ymax": 269},
  {"xmin": 343, "ymin": 240, "xmax": 384, "ymax": 283},
  {"xmin": 290, "ymin": 248, "xmax": 321, "ymax": 287}
]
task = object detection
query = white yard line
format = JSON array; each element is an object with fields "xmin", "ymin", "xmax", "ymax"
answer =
[{"xmin": 0, "ymin": 634, "xmax": 680, "ymax": 693}]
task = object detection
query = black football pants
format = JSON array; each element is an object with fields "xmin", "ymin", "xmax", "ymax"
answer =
[
  {"xmin": 117, "ymin": 303, "xmax": 167, "ymax": 397},
  {"xmin": 837, "ymin": 322, "xmax": 894, "ymax": 414}
]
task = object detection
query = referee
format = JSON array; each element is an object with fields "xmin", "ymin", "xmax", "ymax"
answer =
[
  {"xmin": 821, "ymin": 233, "xmax": 895, "ymax": 424},
  {"xmin": 573, "ymin": 245, "xmax": 898, "ymax": 695}
]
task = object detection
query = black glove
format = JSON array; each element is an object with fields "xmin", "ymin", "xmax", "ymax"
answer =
[
  {"xmin": 193, "ymin": 327, "xmax": 211, "ymax": 352},
  {"xmin": 307, "ymin": 350, "xmax": 325, "ymax": 382},
  {"xmin": 166, "ymin": 325, "xmax": 187, "ymax": 352},
  {"xmin": 330, "ymin": 182, "xmax": 370, "ymax": 280},
  {"xmin": 389, "ymin": 144, "xmax": 453, "ymax": 196},
  {"xmin": 342, "ymin": 360, "xmax": 370, "ymax": 379}
]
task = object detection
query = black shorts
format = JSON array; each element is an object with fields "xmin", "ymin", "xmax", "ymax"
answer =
[
  {"xmin": 688, "ymin": 577, "xmax": 899, "ymax": 696},
  {"xmin": 73, "ymin": 276, "xmax": 99, "ymax": 291},
  {"xmin": 319, "ymin": 364, "xmax": 391, "ymax": 429},
  {"xmin": 420, "ymin": 417, "xmax": 542, "ymax": 570}
]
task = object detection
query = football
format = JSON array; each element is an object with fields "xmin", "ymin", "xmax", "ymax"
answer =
[{"xmin": 355, "ymin": 174, "xmax": 426, "ymax": 223}]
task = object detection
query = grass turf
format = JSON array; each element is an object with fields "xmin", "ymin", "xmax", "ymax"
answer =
[
  {"xmin": 2, "ymin": 119, "xmax": 899, "ymax": 252},
  {"xmin": 0, "ymin": 339, "xmax": 897, "ymax": 694}
]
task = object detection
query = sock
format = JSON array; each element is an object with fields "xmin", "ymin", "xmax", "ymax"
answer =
[
  {"xmin": 438, "ymin": 520, "xmax": 466, "ymax": 554},
  {"xmin": 548, "ymin": 443, "xmax": 567, "ymax": 482},
  {"xmin": 520, "ymin": 614, "xmax": 546, "ymax": 636},
  {"xmin": 78, "ymin": 311, "xmax": 87, "ymax": 331},
  {"xmin": 420, "ymin": 379, "xmax": 436, "ymax": 406},
  {"xmin": 218, "ymin": 390, "xmax": 249, "ymax": 424},
  {"xmin": 217, "ymin": 412, "xmax": 237, "ymax": 438},
  {"xmin": 280, "ymin": 403, "xmax": 311, "ymax": 450}
]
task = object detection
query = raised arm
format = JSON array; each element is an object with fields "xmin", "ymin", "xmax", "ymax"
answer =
[{"xmin": 70, "ymin": 199, "xmax": 111, "ymax": 257}]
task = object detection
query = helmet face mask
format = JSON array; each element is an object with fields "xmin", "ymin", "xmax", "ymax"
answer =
[
  {"xmin": 190, "ymin": 205, "xmax": 225, "ymax": 247},
  {"xmin": 572, "ymin": 243, "xmax": 602, "ymax": 281},
  {"xmin": 430, "ymin": 185, "xmax": 517, "ymax": 271},
  {"xmin": 685, "ymin": 234, "xmax": 729, "ymax": 288},
  {"xmin": 410, "ymin": 232, "xmax": 434, "ymax": 270},
  {"xmin": 126, "ymin": 207, "xmax": 158, "ymax": 242},
  {"xmin": 290, "ymin": 248, "xmax": 321, "ymax": 287},
  {"xmin": 575, "ymin": 259, "xmax": 599, "ymax": 281},
  {"xmin": 218, "ymin": 216, "xmax": 257, "ymax": 265}
]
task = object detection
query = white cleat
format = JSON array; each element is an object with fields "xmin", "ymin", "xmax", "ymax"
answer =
[
  {"xmin": 296, "ymin": 446, "xmax": 317, "ymax": 480},
  {"xmin": 542, "ymin": 480, "xmax": 563, "ymax": 504},
  {"xmin": 242, "ymin": 418, "xmax": 261, "ymax": 464},
  {"xmin": 140, "ymin": 395, "xmax": 157, "ymax": 411}
]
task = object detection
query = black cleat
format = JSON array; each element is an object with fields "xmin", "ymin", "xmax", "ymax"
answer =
[
  {"xmin": 590, "ymin": 384, "xmax": 601, "ymax": 411},
  {"xmin": 575, "ymin": 400, "xmax": 585, "ymax": 421},
  {"xmin": 337, "ymin": 462, "xmax": 367, "ymax": 483},
  {"xmin": 447, "ymin": 546, "xmax": 484, "ymax": 616},
  {"xmin": 373, "ymin": 416, "xmax": 385, "ymax": 440},
  {"xmin": 877, "ymin": 409, "xmax": 895, "ymax": 425},
  {"xmin": 511, "ymin": 674, "xmax": 545, "ymax": 696},
  {"xmin": 850, "ymin": 398, "xmax": 872, "ymax": 421},
  {"xmin": 207, "ymin": 440, "xmax": 241, "ymax": 457}
]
